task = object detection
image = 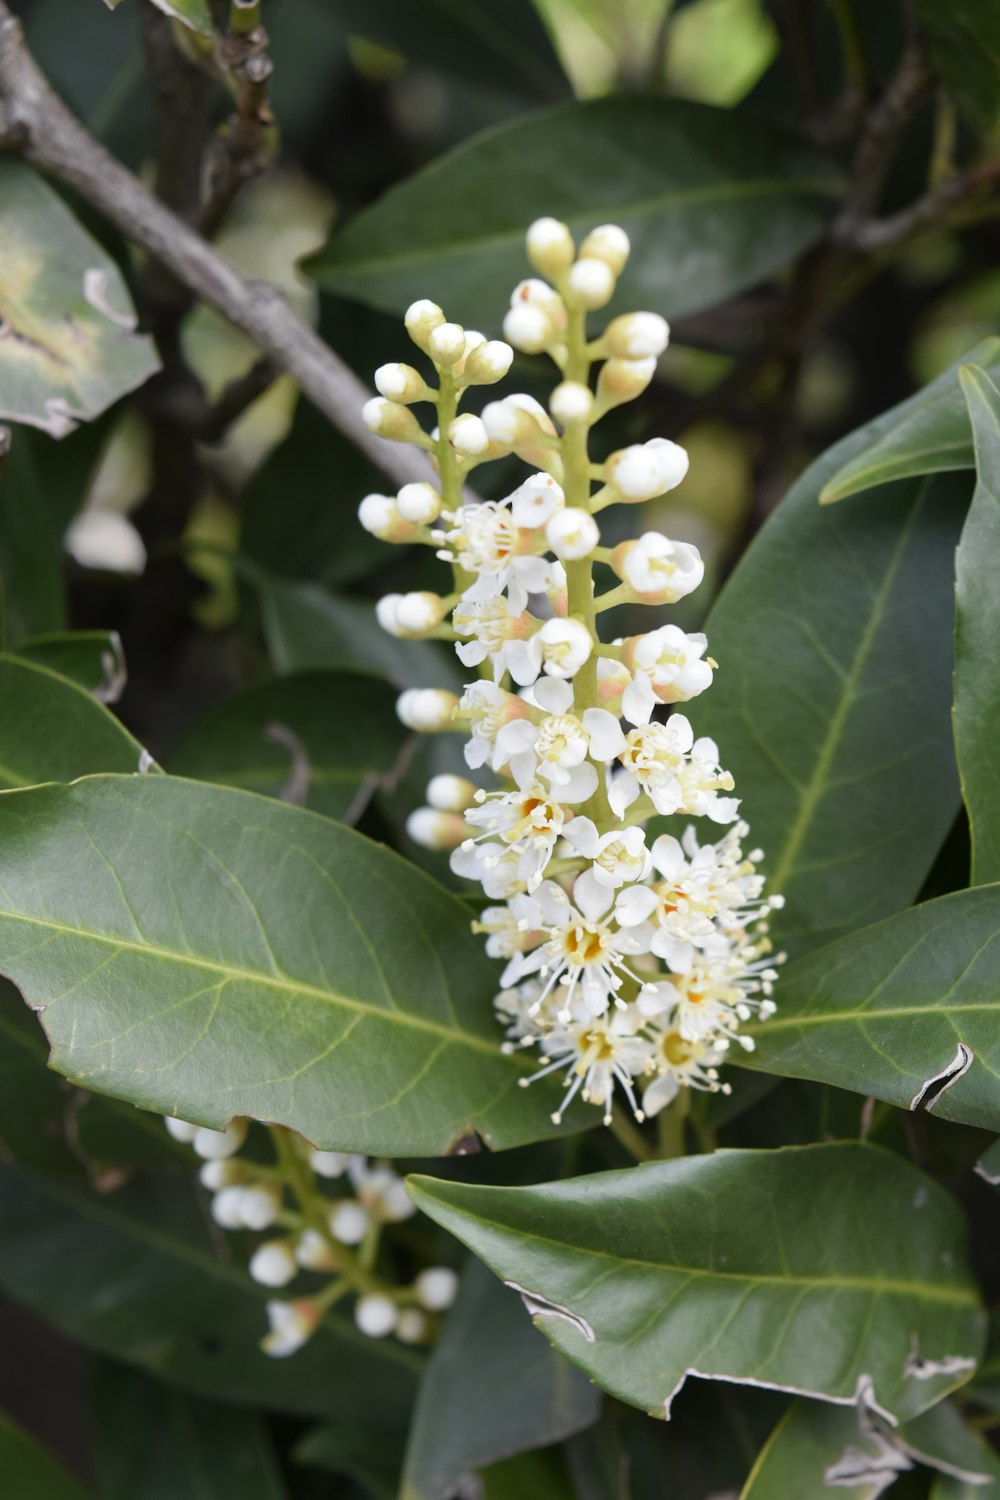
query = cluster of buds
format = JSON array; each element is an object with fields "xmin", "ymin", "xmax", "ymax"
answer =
[
  {"xmin": 163, "ymin": 1117, "xmax": 457, "ymax": 1355},
  {"xmin": 358, "ymin": 217, "xmax": 783, "ymax": 1129}
]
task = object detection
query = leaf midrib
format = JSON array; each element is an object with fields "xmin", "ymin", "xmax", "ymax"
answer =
[
  {"xmin": 0, "ymin": 907, "xmax": 513, "ymax": 1062},
  {"xmin": 324, "ymin": 178, "xmax": 839, "ymax": 276},
  {"xmin": 412, "ymin": 1192, "xmax": 977, "ymax": 1308},
  {"xmin": 746, "ymin": 1000, "xmax": 1000, "ymax": 1034}
]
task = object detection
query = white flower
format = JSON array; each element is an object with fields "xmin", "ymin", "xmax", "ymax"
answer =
[
  {"xmin": 563, "ymin": 817, "xmax": 652, "ymax": 889},
  {"xmin": 505, "ymin": 617, "xmax": 592, "ymax": 687},
  {"xmin": 463, "ymin": 751, "xmax": 596, "ymax": 888},
  {"xmin": 250, "ymin": 1240, "xmax": 298, "ymax": 1288},
  {"xmin": 439, "ymin": 500, "xmax": 552, "ymax": 609},
  {"xmin": 677, "ymin": 737, "xmax": 739, "ymax": 824},
  {"xmin": 641, "ymin": 1028, "xmax": 729, "ymax": 1116},
  {"xmin": 516, "ymin": 992, "xmax": 652, "ymax": 1124},
  {"xmin": 607, "ymin": 714, "xmax": 695, "ymax": 818},
  {"xmin": 503, "ymin": 874, "xmax": 654, "ymax": 1022},
  {"xmin": 347, "ymin": 1161, "xmax": 415, "ymax": 1223},
  {"xmin": 546, "ymin": 508, "xmax": 599, "ymax": 561},
  {"xmin": 605, "ymin": 441, "xmax": 689, "ymax": 502},
  {"xmin": 622, "ymin": 626, "xmax": 713, "ymax": 722},
  {"xmin": 457, "ymin": 681, "xmax": 529, "ymax": 770},
  {"xmin": 495, "ymin": 678, "xmax": 595, "ymax": 787},
  {"xmin": 509, "ymin": 472, "xmax": 565, "ymax": 529},
  {"xmin": 453, "ymin": 595, "xmax": 531, "ymax": 681},
  {"xmin": 355, "ymin": 1293, "xmax": 398, "ymax": 1338},
  {"xmin": 612, "ymin": 531, "xmax": 703, "ymax": 600},
  {"xmin": 261, "ymin": 1299, "xmax": 319, "ymax": 1358},
  {"xmin": 449, "ymin": 840, "xmax": 526, "ymax": 899},
  {"xmin": 414, "ymin": 1267, "xmax": 459, "ymax": 1311},
  {"xmin": 604, "ymin": 312, "xmax": 669, "ymax": 359}
]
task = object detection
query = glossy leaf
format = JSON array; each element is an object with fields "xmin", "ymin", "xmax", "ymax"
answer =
[
  {"xmin": 739, "ymin": 885, "xmax": 1000, "ymax": 1131},
  {"xmin": 742, "ymin": 1397, "xmax": 994, "ymax": 1499},
  {"xmin": 307, "ymin": 98, "xmax": 839, "ymax": 325},
  {"xmin": 170, "ymin": 669, "xmax": 401, "ymax": 821},
  {"xmin": 255, "ymin": 575, "xmax": 463, "ymax": 689},
  {"xmin": 819, "ymin": 340, "xmax": 1000, "ymax": 504},
  {"xmin": 0, "ymin": 1409, "xmax": 89, "ymax": 1500},
  {"xmin": 0, "ymin": 433, "xmax": 66, "ymax": 643},
  {"xmin": 915, "ymin": 0, "xmax": 1000, "ymax": 133},
  {"xmin": 401, "ymin": 1260, "xmax": 601, "ymax": 1500},
  {"xmin": 695, "ymin": 460, "xmax": 965, "ymax": 955},
  {"xmin": 0, "ymin": 775, "xmax": 565, "ymax": 1154},
  {"xmin": 0, "ymin": 162, "xmax": 159, "ymax": 436},
  {"xmin": 0, "ymin": 1161, "xmax": 420, "ymax": 1421},
  {"xmin": 0, "ymin": 653, "xmax": 145, "ymax": 789},
  {"xmin": 92, "ymin": 1362, "xmax": 288, "ymax": 1500},
  {"xmin": 15, "ymin": 630, "xmax": 126, "ymax": 702},
  {"xmin": 954, "ymin": 366, "xmax": 1000, "ymax": 885},
  {"xmin": 295, "ymin": 1421, "xmax": 404, "ymax": 1500},
  {"xmin": 408, "ymin": 1144, "xmax": 984, "ymax": 1424}
]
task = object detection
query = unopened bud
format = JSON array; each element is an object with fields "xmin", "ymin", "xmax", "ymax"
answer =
[
  {"xmin": 605, "ymin": 312, "xmax": 669, "ymax": 359},
  {"xmin": 395, "ymin": 591, "xmax": 447, "ymax": 635},
  {"xmin": 546, "ymin": 507, "xmax": 600, "ymax": 561},
  {"xmin": 396, "ymin": 1307, "xmax": 429, "ymax": 1344},
  {"xmin": 404, "ymin": 298, "xmax": 445, "ymax": 351},
  {"xmin": 426, "ymin": 773, "xmax": 477, "ymax": 811},
  {"xmin": 310, "ymin": 1149, "xmax": 351, "ymax": 1179},
  {"xmin": 193, "ymin": 1120, "xmax": 247, "ymax": 1160},
  {"xmin": 449, "ymin": 413, "xmax": 490, "ymax": 455},
  {"xmin": 250, "ymin": 1240, "xmax": 298, "ymax": 1288},
  {"xmin": 396, "ymin": 688, "xmax": 460, "ymax": 732},
  {"xmin": 605, "ymin": 438, "xmax": 689, "ymax": 501},
  {"xmin": 481, "ymin": 394, "xmax": 555, "ymax": 450},
  {"xmin": 503, "ymin": 302, "xmax": 553, "ymax": 355},
  {"xmin": 396, "ymin": 482, "xmax": 441, "ymax": 524},
  {"xmin": 239, "ymin": 1183, "xmax": 282, "ymax": 1231},
  {"xmin": 163, "ymin": 1116, "xmax": 197, "ymax": 1144},
  {"xmin": 550, "ymin": 381, "xmax": 594, "ymax": 426},
  {"xmin": 199, "ymin": 1158, "xmax": 245, "ymax": 1191},
  {"xmin": 406, "ymin": 808, "xmax": 468, "ymax": 850},
  {"xmin": 355, "ymin": 1293, "xmax": 398, "ymax": 1339},
  {"xmin": 374, "ymin": 362, "xmax": 430, "ymax": 403},
  {"xmin": 579, "ymin": 223, "xmax": 630, "ymax": 275},
  {"xmin": 296, "ymin": 1228, "xmax": 338, "ymax": 1272},
  {"xmin": 329, "ymin": 1199, "xmax": 369, "ymax": 1245},
  {"xmin": 526, "ymin": 216, "xmax": 575, "ymax": 276},
  {"xmin": 596, "ymin": 357, "xmax": 656, "ymax": 408},
  {"xmin": 358, "ymin": 493, "xmax": 417, "ymax": 543},
  {"xmin": 362, "ymin": 397, "xmax": 427, "ymax": 445},
  {"xmin": 414, "ymin": 1266, "xmax": 459, "ymax": 1311},
  {"xmin": 462, "ymin": 339, "xmax": 514, "ymax": 385},
  {"xmin": 375, "ymin": 593, "xmax": 406, "ymax": 637},
  {"xmin": 566, "ymin": 257, "xmax": 615, "ymax": 310},
  {"xmin": 428, "ymin": 322, "xmax": 467, "ymax": 367}
]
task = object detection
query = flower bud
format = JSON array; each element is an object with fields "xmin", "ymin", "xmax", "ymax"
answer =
[
  {"xmin": 296, "ymin": 1228, "xmax": 338, "ymax": 1272},
  {"xmin": 406, "ymin": 808, "xmax": 468, "ymax": 851},
  {"xmin": 396, "ymin": 688, "xmax": 460, "ymax": 732},
  {"xmin": 449, "ymin": 412, "xmax": 490, "ymax": 456},
  {"xmin": 163, "ymin": 1115, "xmax": 197, "ymax": 1144},
  {"xmin": 596, "ymin": 357, "xmax": 656, "ymax": 409},
  {"xmin": 605, "ymin": 438, "xmax": 689, "ymax": 501},
  {"xmin": 199, "ymin": 1158, "xmax": 245, "ymax": 1191},
  {"xmin": 537, "ymin": 617, "xmax": 593, "ymax": 678},
  {"xmin": 375, "ymin": 593, "xmax": 406, "ymax": 637},
  {"xmin": 395, "ymin": 591, "xmax": 448, "ymax": 636},
  {"xmin": 526, "ymin": 216, "xmax": 575, "ymax": 276},
  {"xmin": 362, "ymin": 397, "xmax": 427, "ymax": 445},
  {"xmin": 250, "ymin": 1240, "xmax": 298, "ymax": 1288},
  {"xmin": 374, "ymin": 362, "xmax": 430, "ymax": 403},
  {"xmin": 611, "ymin": 532, "xmax": 704, "ymax": 602},
  {"xmin": 597, "ymin": 655, "xmax": 631, "ymax": 702},
  {"xmin": 329, "ymin": 1199, "xmax": 369, "ymax": 1245},
  {"xmin": 358, "ymin": 493, "xmax": 417, "ymax": 543},
  {"xmin": 310, "ymin": 1149, "xmax": 351, "ymax": 1179},
  {"xmin": 604, "ymin": 312, "xmax": 669, "ymax": 359},
  {"xmin": 503, "ymin": 304, "xmax": 552, "ymax": 354},
  {"xmin": 426, "ymin": 773, "xmax": 477, "ymax": 811},
  {"xmin": 414, "ymin": 1266, "xmax": 459, "ymax": 1311},
  {"xmin": 211, "ymin": 1186, "xmax": 248, "ymax": 1229},
  {"xmin": 481, "ymin": 394, "xmax": 555, "ymax": 450},
  {"xmin": 396, "ymin": 482, "xmax": 442, "ymax": 524},
  {"xmin": 510, "ymin": 472, "xmax": 565, "ymax": 529},
  {"xmin": 404, "ymin": 298, "xmax": 445, "ymax": 351},
  {"xmin": 396, "ymin": 1308, "xmax": 429, "ymax": 1344},
  {"xmin": 462, "ymin": 339, "xmax": 514, "ymax": 385},
  {"xmin": 261, "ymin": 1299, "xmax": 319, "ymax": 1358},
  {"xmin": 239, "ymin": 1183, "xmax": 282, "ymax": 1231},
  {"xmin": 550, "ymin": 381, "xmax": 594, "ymax": 426},
  {"xmin": 193, "ymin": 1120, "xmax": 247, "ymax": 1160},
  {"xmin": 566, "ymin": 257, "xmax": 615, "ymax": 310},
  {"xmin": 579, "ymin": 223, "xmax": 630, "ymax": 275},
  {"xmin": 428, "ymin": 321, "xmax": 467, "ymax": 367},
  {"xmin": 546, "ymin": 507, "xmax": 600, "ymax": 561},
  {"xmin": 355, "ymin": 1293, "xmax": 398, "ymax": 1338}
]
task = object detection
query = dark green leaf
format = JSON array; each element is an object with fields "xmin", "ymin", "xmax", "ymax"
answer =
[
  {"xmin": 975, "ymin": 1138, "xmax": 1000, "ymax": 1187},
  {"xmin": 0, "ymin": 433, "xmax": 66, "ymax": 642},
  {"xmin": 819, "ymin": 340, "xmax": 1000, "ymax": 504},
  {"xmin": 0, "ymin": 1408, "xmax": 89, "ymax": 1500},
  {"xmin": 0, "ymin": 653, "xmax": 145, "ymax": 789},
  {"xmin": 0, "ymin": 1161, "xmax": 420, "ymax": 1421},
  {"xmin": 929, "ymin": 1424, "xmax": 1000, "ymax": 1500},
  {"xmin": 295, "ymin": 1424, "xmax": 404, "ymax": 1500},
  {"xmin": 255, "ymin": 576, "xmax": 462, "ymax": 690},
  {"xmin": 0, "ymin": 775, "xmax": 565, "ymax": 1154},
  {"xmin": 741, "ymin": 1397, "xmax": 994, "ymax": 1499},
  {"xmin": 0, "ymin": 979, "xmax": 74, "ymax": 1174},
  {"xmin": 739, "ymin": 885, "xmax": 1000, "ymax": 1131},
  {"xmin": 408, "ymin": 1144, "xmax": 984, "ymax": 1424},
  {"xmin": 401, "ymin": 1260, "xmax": 600, "ymax": 1500},
  {"xmin": 306, "ymin": 98, "xmax": 840, "ymax": 325},
  {"xmin": 954, "ymin": 366, "xmax": 1000, "ymax": 885},
  {"xmin": 170, "ymin": 670, "xmax": 401, "ymax": 821},
  {"xmin": 0, "ymin": 162, "xmax": 159, "ymax": 435},
  {"xmin": 92, "ymin": 1362, "xmax": 288, "ymax": 1500},
  {"xmin": 696, "ymin": 463, "xmax": 965, "ymax": 955},
  {"xmin": 14, "ymin": 630, "xmax": 126, "ymax": 702},
  {"xmin": 914, "ymin": 0, "xmax": 1000, "ymax": 133}
]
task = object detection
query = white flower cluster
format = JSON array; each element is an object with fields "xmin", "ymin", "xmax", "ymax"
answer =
[
  {"xmin": 163, "ymin": 1117, "xmax": 457, "ymax": 1356},
  {"xmin": 359, "ymin": 216, "xmax": 783, "ymax": 1129}
]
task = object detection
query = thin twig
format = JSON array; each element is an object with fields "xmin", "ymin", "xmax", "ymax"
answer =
[
  {"xmin": 199, "ymin": 356, "xmax": 277, "ymax": 442},
  {"xmin": 0, "ymin": 3, "xmax": 436, "ymax": 493}
]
